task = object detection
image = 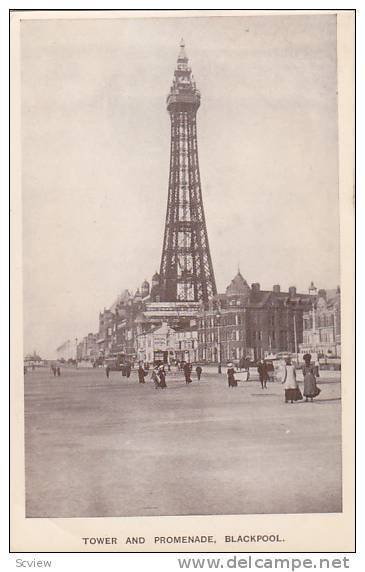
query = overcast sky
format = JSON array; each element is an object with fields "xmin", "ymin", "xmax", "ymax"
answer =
[{"xmin": 21, "ymin": 13, "xmax": 339, "ymax": 358}]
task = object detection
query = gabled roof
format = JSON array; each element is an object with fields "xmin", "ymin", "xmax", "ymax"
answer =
[{"xmin": 226, "ymin": 272, "xmax": 251, "ymax": 297}]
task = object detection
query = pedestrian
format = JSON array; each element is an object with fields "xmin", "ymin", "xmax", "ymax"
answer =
[
  {"xmin": 302, "ymin": 354, "xmax": 321, "ymax": 402},
  {"xmin": 282, "ymin": 358, "xmax": 302, "ymax": 403},
  {"xmin": 266, "ymin": 361, "xmax": 275, "ymax": 383},
  {"xmin": 121, "ymin": 364, "xmax": 126, "ymax": 377},
  {"xmin": 105, "ymin": 365, "xmax": 110, "ymax": 379},
  {"xmin": 125, "ymin": 362, "xmax": 131, "ymax": 378},
  {"xmin": 218, "ymin": 362, "xmax": 222, "ymax": 374},
  {"xmin": 195, "ymin": 365, "xmax": 202, "ymax": 380},
  {"xmin": 138, "ymin": 363, "xmax": 146, "ymax": 383},
  {"xmin": 183, "ymin": 362, "xmax": 192, "ymax": 384},
  {"xmin": 227, "ymin": 363, "xmax": 237, "ymax": 388},
  {"xmin": 257, "ymin": 360, "xmax": 269, "ymax": 389},
  {"xmin": 56, "ymin": 366, "xmax": 61, "ymax": 377},
  {"xmin": 158, "ymin": 365, "xmax": 167, "ymax": 389},
  {"xmin": 151, "ymin": 368, "xmax": 160, "ymax": 389}
]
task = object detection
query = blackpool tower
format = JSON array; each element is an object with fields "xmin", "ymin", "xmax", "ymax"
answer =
[{"xmin": 159, "ymin": 40, "xmax": 217, "ymax": 305}]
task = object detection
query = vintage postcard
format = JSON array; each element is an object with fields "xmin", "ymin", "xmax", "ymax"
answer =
[{"xmin": 10, "ymin": 9, "xmax": 355, "ymax": 552}]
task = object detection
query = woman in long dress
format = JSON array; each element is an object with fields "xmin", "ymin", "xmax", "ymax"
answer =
[
  {"xmin": 227, "ymin": 363, "xmax": 237, "ymax": 388},
  {"xmin": 302, "ymin": 353, "xmax": 321, "ymax": 402},
  {"xmin": 158, "ymin": 365, "xmax": 167, "ymax": 389},
  {"xmin": 282, "ymin": 358, "xmax": 302, "ymax": 403},
  {"xmin": 151, "ymin": 368, "xmax": 160, "ymax": 389}
]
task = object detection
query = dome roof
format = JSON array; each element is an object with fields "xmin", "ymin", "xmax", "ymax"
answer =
[
  {"xmin": 226, "ymin": 271, "xmax": 251, "ymax": 297},
  {"xmin": 142, "ymin": 279, "xmax": 149, "ymax": 287}
]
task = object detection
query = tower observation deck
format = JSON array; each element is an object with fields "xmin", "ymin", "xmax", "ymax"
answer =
[{"xmin": 159, "ymin": 40, "xmax": 217, "ymax": 304}]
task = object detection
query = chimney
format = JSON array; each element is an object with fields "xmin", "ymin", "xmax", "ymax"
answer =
[
  {"xmin": 251, "ymin": 283, "xmax": 260, "ymax": 293},
  {"xmin": 289, "ymin": 286, "xmax": 297, "ymax": 297},
  {"xmin": 273, "ymin": 285, "xmax": 281, "ymax": 293}
]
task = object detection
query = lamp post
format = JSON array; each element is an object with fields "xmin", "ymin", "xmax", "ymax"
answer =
[
  {"xmin": 75, "ymin": 337, "xmax": 78, "ymax": 367},
  {"xmin": 216, "ymin": 313, "xmax": 222, "ymax": 373},
  {"xmin": 293, "ymin": 314, "xmax": 299, "ymax": 364}
]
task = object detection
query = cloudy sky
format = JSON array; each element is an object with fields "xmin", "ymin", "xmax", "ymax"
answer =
[{"xmin": 21, "ymin": 13, "xmax": 340, "ymax": 358}]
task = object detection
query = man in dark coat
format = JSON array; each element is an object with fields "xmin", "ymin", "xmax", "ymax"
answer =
[
  {"xmin": 138, "ymin": 364, "xmax": 145, "ymax": 383},
  {"xmin": 195, "ymin": 365, "xmax": 202, "ymax": 380},
  {"xmin": 257, "ymin": 360, "xmax": 268, "ymax": 389},
  {"xmin": 183, "ymin": 362, "xmax": 192, "ymax": 384}
]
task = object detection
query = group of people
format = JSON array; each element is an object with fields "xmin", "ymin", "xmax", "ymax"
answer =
[
  {"xmin": 226, "ymin": 353, "xmax": 321, "ymax": 403},
  {"xmin": 257, "ymin": 360, "xmax": 274, "ymax": 389},
  {"xmin": 105, "ymin": 362, "xmax": 132, "ymax": 379},
  {"xmin": 151, "ymin": 366, "xmax": 167, "ymax": 389},
  {"xmin": 282, "ymin": 353, "xmax": 321, "ymax": 403},
  {"xmin": 104, "ymin": 355, "xmax": 322, "ymax": 404},
  {"xmin": 135, "ymin": 362, "xmax": 203, "ymax": 389},
  {"xmin": 50, "ymin": 364, "xmax": 61, "ymax": 377},
  {"xmin": 182, "ymin": 362, "xmax": 202, "ymax": 384}
]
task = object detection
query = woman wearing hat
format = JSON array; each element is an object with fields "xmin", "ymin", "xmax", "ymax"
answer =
[
  {"xmin": 302, "ymin": 354, "xmax": 321, "ymax": 402},
  {"xmin": 227, "ymin": 363, "xmax": 237, "ymax": 388},
  {"xmin": 282, "ymin": 358, "xmax": 302, "ymax": 403}
]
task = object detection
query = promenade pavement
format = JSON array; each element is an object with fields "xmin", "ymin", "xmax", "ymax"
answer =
[{"xmin": 24, "ymin": 366, "xmax": 342, "ymax": 517}]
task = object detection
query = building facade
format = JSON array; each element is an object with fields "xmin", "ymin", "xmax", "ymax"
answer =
[
  {"xmin": 137, "ymin": 323, "xmax": 177, "ymax": 364},
  {"xmin": 299, "ymin": 287, "xmax": 341, "ymax": 358},
  {"xmin": 196, "ymin": 272, "xmax": 314, "ymax": 363},
  {"xmin": 77, "ymin": 333, "xmax": 98, "ymax": 362}
]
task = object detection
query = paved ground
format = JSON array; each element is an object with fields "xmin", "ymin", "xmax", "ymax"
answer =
[{"xmin": 24, "ymin": 367, "xmax": 342, "ymax": 518}]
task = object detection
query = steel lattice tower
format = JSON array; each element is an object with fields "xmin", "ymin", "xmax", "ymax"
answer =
[{"xmin": 159, "ymin": 40, "xmax": 217, "ymax": 304}]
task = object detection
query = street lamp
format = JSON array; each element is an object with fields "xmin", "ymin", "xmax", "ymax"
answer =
[
  {"xmin": 75, "ymin": 337, "xmax": 78, "ymax": 366},
  {"xmin": 216, "ymin": 313, "xmax": 222, "ymax": 373}
]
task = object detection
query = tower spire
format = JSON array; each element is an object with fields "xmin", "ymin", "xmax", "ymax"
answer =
[{"xmin": 178, "ymin": 37, "xmax": 187, "ymax": 60}]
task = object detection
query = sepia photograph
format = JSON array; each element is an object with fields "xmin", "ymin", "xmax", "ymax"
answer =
[{"xmin": 10, "ymin": 9, "xmax": 355, "ymax": 552}]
